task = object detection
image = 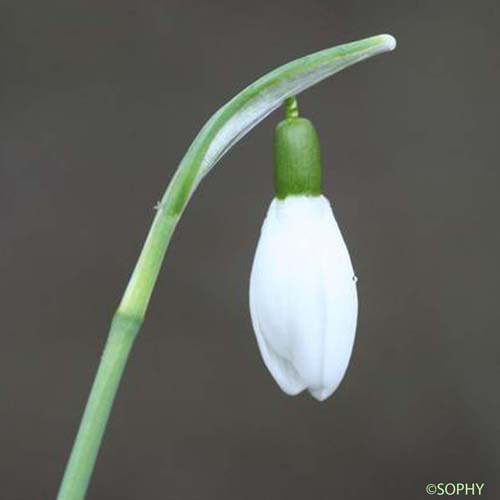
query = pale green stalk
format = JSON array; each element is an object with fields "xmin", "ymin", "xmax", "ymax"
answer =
[{"xmin": 56, "ymin": 34, "xmax": 396, "ymax": 500}]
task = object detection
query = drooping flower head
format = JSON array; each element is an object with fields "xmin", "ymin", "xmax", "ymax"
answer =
[{"xmin": 249, "ymin": 99, "xmax": 358, "ymax": 401}]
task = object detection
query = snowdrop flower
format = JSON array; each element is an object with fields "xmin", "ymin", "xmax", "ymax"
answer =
[{"xmin": 249, "ymin": 100, "xmax": 358, "ymax": 401}]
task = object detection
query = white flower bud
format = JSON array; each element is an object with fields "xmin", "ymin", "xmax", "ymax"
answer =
[{"xmin": 249, "ymin": 195, "xmax": 358, "ymax": 401}]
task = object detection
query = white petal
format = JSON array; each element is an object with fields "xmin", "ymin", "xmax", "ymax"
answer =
[{"xmin": 249, "ymin": 195, "xmax": 358, "ymax": 400}]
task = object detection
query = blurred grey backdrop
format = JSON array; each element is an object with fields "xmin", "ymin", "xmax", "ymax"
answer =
[{"xmin": 1, "ymin": 1, "xmax": 499, "ymax": 499}]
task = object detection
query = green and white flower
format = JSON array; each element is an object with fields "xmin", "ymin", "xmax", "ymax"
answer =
[{"xmin": 250, "ymin": 107, "xmax": 358, "ymax": 401}]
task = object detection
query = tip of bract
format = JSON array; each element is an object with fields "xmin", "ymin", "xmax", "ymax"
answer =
[{"xmin": 381, "ymin": 34, "xmax": 397, "ymax": 51}]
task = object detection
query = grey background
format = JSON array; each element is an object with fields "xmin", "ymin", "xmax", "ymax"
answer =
[{"xmin": 1, "ymin": 1, "xmax": 499, "ymax": 499}]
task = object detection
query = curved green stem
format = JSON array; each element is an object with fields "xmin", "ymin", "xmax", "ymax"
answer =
[
  {"xmin": 56, "ymin": 34, "xmax": 396, "ymax": 500},
  {"xmin": 56, "ymin": 314, "xmax": 139, "ymax": 500}
]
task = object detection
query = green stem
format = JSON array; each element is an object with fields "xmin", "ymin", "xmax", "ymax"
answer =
[
  {"xmin": 284, "ymin": 96, "xmax": 299, "ymax": 119},
  {"xmin": 56, "ymin": 34, "xmax": 395, "ymax": 500},
  {"xmin": 56, "ymin": 314, "xmax": 140, "ymax": 500}
]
